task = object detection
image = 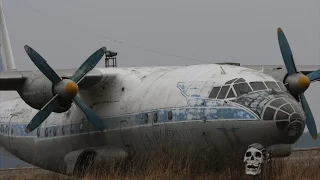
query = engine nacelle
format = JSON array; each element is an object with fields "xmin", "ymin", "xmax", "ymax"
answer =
[
  {"xmin": 19, "ymin": 77, "xmax": 71, "ymax": 112},
  {"xmin": 19, "ymin": 77, "xmax": 53, "ymax": 110},
  {"xmin": 268, "ymin": 144, "xmax": 293, "ymax": 157}
]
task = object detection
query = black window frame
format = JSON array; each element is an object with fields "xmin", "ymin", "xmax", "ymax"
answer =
[
  {"xmin": 225, "ymin": 78, "xmax": 237, "ymax": 84},
  {"xmin": 235, "ymin": 78, "xmax": 246, "ymax": 83},
  {"xmin": 153, "ymin": 112, "xmax": 158, "ymax": 123},
  {"xmin": 168, "ymin": 110, "xmax": 173, "ymax": 120},
  {"xmin": 265, "ymin": 81, "xmax": 280, "ymax": 90},
  {"xmin": 226, "ymin": 88, "xmax": 236, "ymax": 98},
  {"xmin": 217, "ymin": 85, "xmax": 230, "ymax": 99},
  {"xmin": 144, "ymin": 113, "xmax": 149, "ymax": 124},
  {"xmin": 233, "ymin": 83, "xmax": 253, "ymax": 96},
  {"xmin": 209, "ymin": 86, "xmax": 221, "ymax": 99},
  {"xmin": 249, "ymin": 81, "xmax": 267, "ymax": 91},
  {"xmin": 277, "ymin": 82, "xmax": 287, "ymax": 91}
]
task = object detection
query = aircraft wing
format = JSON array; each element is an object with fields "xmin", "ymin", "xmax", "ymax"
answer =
[{"xmin": 0, "ymin": 68, "xmax": 107, "ymax": 91}]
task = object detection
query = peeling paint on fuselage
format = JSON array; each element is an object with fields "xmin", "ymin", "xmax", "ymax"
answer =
[{"xmin": 0, "ymin": 64, "xmax": 303, "ymax": 174}]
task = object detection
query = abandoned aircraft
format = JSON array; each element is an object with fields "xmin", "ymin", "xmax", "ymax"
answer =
[{"xmin": 0, "ymin": 2, "xmax": 319, "ymax": 176}]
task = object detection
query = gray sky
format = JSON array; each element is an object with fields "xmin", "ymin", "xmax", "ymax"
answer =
[{"xmin": 3, "ymin": 0, "xmax": 320, "ymax": 131}]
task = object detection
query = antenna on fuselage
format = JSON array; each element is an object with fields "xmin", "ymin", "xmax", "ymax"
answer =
[
  {"xmin": 105, "ymin": 50, "xmax": 118, "ymax": 68},
  {"xmin": 220, "ymin": 66, "xmax": 226, "ymax": 74},
  {"xmin": 260, "ymin": 66, "xmax": 265, "ymax": 73}
]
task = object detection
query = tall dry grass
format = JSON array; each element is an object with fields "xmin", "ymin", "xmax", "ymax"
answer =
[{"xmin": 2, "ymin": 148, "xmax": 320, "ymax": 180}]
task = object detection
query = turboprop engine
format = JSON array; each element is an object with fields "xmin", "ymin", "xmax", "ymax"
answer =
[
  {"xmin": 19, "ymin": 76, "xmax": 80, "ymax": 113},
  {"xmin": 19, "ymin": 76, "xmax": 55, "ymax": 110},
  {"xmin": 20, "ymin": 45, "xmax": 106, "ymax": 133},
  {"xmin": 275, "ymin": 28, "xmax": 320, "ymax": 139}
]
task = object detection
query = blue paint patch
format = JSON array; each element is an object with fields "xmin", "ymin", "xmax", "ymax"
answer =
[
  {"xmin": 187, "ymin": 98, "xmax": 222, "ymax": 107},
  {"xmin": 0, "ymin": 100, "xmax": 258, "ymax": 138},
  {"xmin": 222, "ymin": 108, "xmax": 255, "ymax": 119}
]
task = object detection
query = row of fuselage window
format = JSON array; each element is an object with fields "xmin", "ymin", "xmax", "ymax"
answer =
[
  {"xmin": 209, "ymin": 80, "xmax": 287, "ymax": 99},
  {"xmin": 0, "ymin": 110, "xmax": 175, "ymax": 137},
  {"xmin": 0, "ymin": 123, "xmax": 85, "ymax": 137}
]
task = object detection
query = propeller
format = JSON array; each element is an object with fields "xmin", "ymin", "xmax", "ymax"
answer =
[
  {"xmin": 24, "ymin": 45, "xmax": 107, "ymax": 133},
  {"xmin": 277, "ymin": 28, "xmax": 320, "ymax": 139}
]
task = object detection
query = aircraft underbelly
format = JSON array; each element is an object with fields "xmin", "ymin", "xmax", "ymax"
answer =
[{"xmin": 137, "ymin": 120, "xmax": 278, "ymax": 153}]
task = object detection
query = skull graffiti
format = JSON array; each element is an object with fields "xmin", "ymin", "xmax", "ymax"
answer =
[{"xmin": 243, "ymin": 143, "xmax": 266, "ymax": 176}]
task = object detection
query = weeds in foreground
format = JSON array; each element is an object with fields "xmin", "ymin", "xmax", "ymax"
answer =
[{"xmin": 1, "ymin": 149, "xmax": 320, "ymax": 180}]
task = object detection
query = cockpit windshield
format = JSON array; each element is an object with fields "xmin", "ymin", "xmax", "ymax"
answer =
[
  {"xmin": 233, "ymin": 83, "xmax": 252, "ymax": 96},
  {"xmin": 249, "ymin": 82, "xmax": 267, "ymax": 91},
  {"xmin": 265, "ymin": 81, "xmax": 280, "ymax": 90},
  {"xmin": 209, "ymin": 87, "xmax": 221, "ymax": 99},
  {"xmin": 209, "ymin": 79, "xmax": 287, "ymax": 99},
  {"xmin": 217, "ymin": 86, "xmax": 230, "ymax": 99}
]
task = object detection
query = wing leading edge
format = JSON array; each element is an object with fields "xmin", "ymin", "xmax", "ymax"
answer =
[{"xmin": 0, "ymin": 68, "xmax": 107, "ymax": 91}]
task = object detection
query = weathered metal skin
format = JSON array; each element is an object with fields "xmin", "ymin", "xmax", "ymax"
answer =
[{"xmin": 0, "ymin": 64, "xmax": 305, "ymax": 174}]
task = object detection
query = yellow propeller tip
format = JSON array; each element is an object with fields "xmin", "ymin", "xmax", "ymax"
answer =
[
  {"xmin": 66, "ymin": 82, "xmax": 79, "ymax": 96},
  {"xmin": 277, "ymin": 28, "xmax": 282, "ymax": 33},
  {"xmin": 312, "ymin": 135, "xmax": 318, "ymax": 139},
  {"xmin": 25, "ymin": 128, "xmax": 30, "ymax": 133},
  {"xmin": 298, "ymin": 75, "xmax": 310, "ymax": 89}
]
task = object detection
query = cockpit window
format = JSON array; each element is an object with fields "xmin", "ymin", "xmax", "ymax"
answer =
[
  {"xmin": 209, "ymin": 87, "xmax": 221, "ymax": 99},
  {"xmin": 217, "ymin": 86, "xmax": 230, "ymax": 99},
  {"xmin": 225, "ymin": 78, "xmax": 237, "ymax": 84},
  {"xmin": 277, "ymin": 82, "xmax": 287, "ymax": 91},
  {"xmin": 263, "ymin": 107, "xmax": 275, "ymax": 120},
  {"xmin": 249, "ymin": 82, "xmax": 267, "ymax": 91},
  {"xmin": 235, "ymin": 78, "xmax": 245, "ymax": 83},
  {"xmin": 265, "ymin": 81, "xmax": 280, "ymax": 90},
  {"xmin": 226, "ymin": 88, "xmax": 235, "ymax": 98},
  {"xmin": 276, "ymin": 111, "xmax": 289, "ymax": 120},
  {"xmin": 270, "ymin": 98, "xmax": 287, "ymax": 107},
  {"xmin": 280, "ymin": 104, "xmax": 294, "ymax": 114},
  {"xmin": 233, "ymin": 83, "xmax": 252, "ymax": 96}
]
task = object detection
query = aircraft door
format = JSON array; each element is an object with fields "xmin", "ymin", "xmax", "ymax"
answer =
[
  {"xmin": 138, "ymin": 112, "xmax": 155, "ymax": 151},
  {"xmin": 120, "ymin": 120, "xmax": 133, "ymax": 147},
  {"xmin": 70, "ymin": 111, "xmax": 82, "ymax": 150},
  {"xmin": 151, "ymin": 111, "xmax": 165, "ymax": 145},
  {"xmin": 8, "ymin": 114, "xmax": 19, "ymax": 152}
]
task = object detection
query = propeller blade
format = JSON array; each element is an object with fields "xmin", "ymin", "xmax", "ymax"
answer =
[
  {"xmin": 73, "ymin": 95, "xmax": 105, "ymax": 130},
  {"xmin": 306, "ymin": 69, "xmax": 320, "ymax": 82},
  {"xmin": 25, "ymin": 95, "xmax": 58, "ymax": 133},
  {"xmin": 24, "ymin": 45, "xmax": 62, "ymax": 85},
  {"xmin": 299, "ymin": 93, "xmax": 318, "ymax": 139},
  {"xmin": 71, "ymin": 47, "xmax": 107, "ymax": 83},
  {"xmin": 277, "ymin": 28, "xmax": 297, "ymax": 75}
]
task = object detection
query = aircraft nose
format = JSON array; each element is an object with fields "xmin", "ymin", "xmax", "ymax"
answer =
[{"xmin": 262, "ymin": 97, "xmax": 305, "ymax": 138}]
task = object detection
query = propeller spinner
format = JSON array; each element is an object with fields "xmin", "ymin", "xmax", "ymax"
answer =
[
  {"xmin": 277, "ymin": 28, "xmax": 320, "ymax": 139},
  {"xmin": 24, "ymin": 45, "xmax": 107, "ymax": 133}
]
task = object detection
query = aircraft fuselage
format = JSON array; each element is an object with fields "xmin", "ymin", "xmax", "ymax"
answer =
[{"xmin": 0, "ymin": 64, "xmax": 305, "ymax": 174}]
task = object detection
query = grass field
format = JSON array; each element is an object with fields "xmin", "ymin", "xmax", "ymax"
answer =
[{"xmin": 1, "ymin": 149, "xmax": 320, "ymax": 180}]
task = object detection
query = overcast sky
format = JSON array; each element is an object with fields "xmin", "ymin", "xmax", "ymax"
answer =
[{"xmin": 2, "ymin": 0, "xmax": 320, "ymax": 131}]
